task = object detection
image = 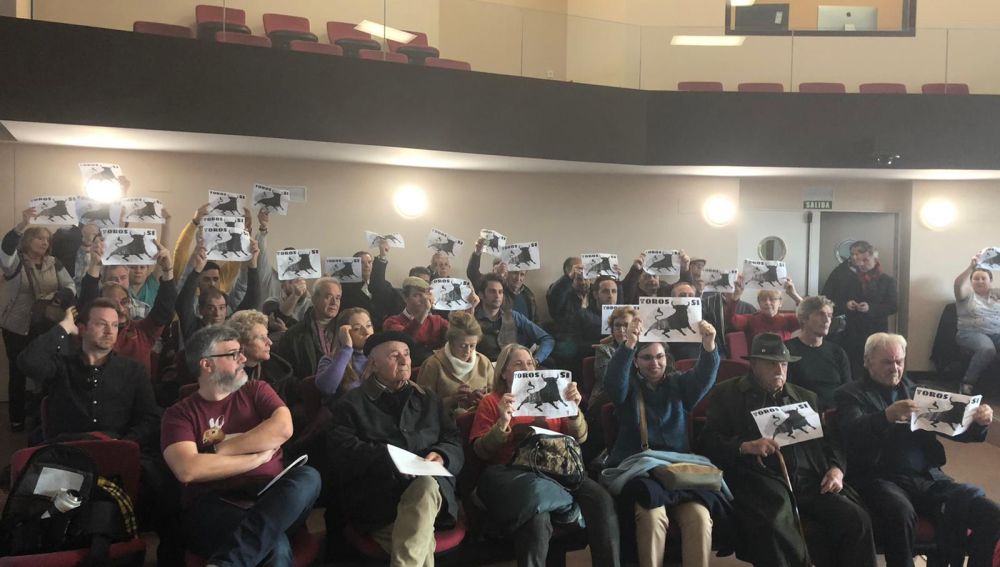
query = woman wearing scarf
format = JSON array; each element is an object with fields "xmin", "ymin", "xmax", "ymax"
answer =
[
  {"xmin": 416, "ymin": 311, "xmax": 493, "ymax": 418},
  {"xmin": 0, "ymin": 208, "xmax": 75, "ymax": 432}
]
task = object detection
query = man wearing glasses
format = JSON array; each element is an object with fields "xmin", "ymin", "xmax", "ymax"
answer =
[{"xmin": 161, "ymin": 325, "xmax": 320, "ymax": 565}]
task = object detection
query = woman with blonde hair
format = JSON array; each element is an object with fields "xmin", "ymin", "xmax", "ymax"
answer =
[
  {"xmin": 1, "ymin": 208, "xmax": 75, "ymax": 431},
  {"xmin": 417, "ymin": 310, "xmax": 493, "ymax": 417}
]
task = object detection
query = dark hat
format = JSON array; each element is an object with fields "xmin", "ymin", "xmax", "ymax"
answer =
[
  {"xmin": 742, "ymin": 333, "xmax": 801, "ymax": 363},
  {"xmin": 363, "ymin": 331, "xmax": 416, "ymax": 357}
]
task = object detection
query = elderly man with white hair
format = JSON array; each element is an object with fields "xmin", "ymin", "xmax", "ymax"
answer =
[{"xmin": 834, "ymin": 332, "xmax": 998, "ymax": 567}]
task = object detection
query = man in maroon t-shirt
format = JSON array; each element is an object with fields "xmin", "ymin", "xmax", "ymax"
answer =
[{"xmin": 161, "ymin": 325, "xmax": 320, "ymax": 565}]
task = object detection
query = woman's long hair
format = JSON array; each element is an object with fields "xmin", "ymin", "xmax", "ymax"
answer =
[{"xmin": 492, "ymin": 343, "xmax": 532, "ymax": 395}]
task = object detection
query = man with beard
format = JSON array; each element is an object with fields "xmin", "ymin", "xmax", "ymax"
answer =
[
  {"xmin": 276, "ymin": 277, "xmax": 342, "ymax": 378},
  {"xmin": 785, "ymin": 296, "xmax": 851, "ymax": 410},
  {"xmin": 177, "ymin": 243, "xmax": 261, "ymax": 340},
  {"xmin": 467, "ymin": 238, "xmax": 539, "ymax": 322},
  {"xmin": 474, "ymin": 273, "xmax": 554, "ymax": 363},
  {"xmin": 161, "ymin": 325, "xmax": 320, "ymax": 566}
]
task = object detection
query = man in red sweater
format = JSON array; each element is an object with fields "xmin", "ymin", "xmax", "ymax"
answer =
[{"xmin": 383, "ymin": 276, "xmax": 478, "ymax": 366}]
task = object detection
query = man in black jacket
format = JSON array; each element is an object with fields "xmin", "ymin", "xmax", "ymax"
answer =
[
  {"xmin": 835, "ymin": 332, "xmax": 998, "ymax": 567},
  {"xmin": 326, "ymin": 331, "xmax": 463, "ymax": 566},
  {"xmin": 339, "ymin": 240, "xmax": 403, "ymax": 331}
]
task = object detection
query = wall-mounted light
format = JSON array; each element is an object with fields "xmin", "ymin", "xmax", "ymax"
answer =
[
  {"xmin": 702, "ymin": 194, "xmax": 737, "ymax": 227},
  {"xmin": 393, "ymin": 185, "xmax": 428, "ymax": 219},
  {"xmin": 84, "ymin": 166, "xmax": 123, "ymax": 202},
  {"xmin": 671, "ymin": 35, "xmax": 746, "ymax": 47},
  {"xmin": 730, "ymin": 0, "xmax": 756, "ymax": 6},
  {"xmin": 920, "ymin": 197, "xmax": 956, "ymax": 231},
  {"xmin": 355, "ymin": 20, "xmax": 416, "ymax": 44}
]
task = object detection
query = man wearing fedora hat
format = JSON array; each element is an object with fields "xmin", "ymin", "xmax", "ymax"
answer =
[
  {"xmin": 700, "ymin": 333, "xmax": 876, "ymax": 567},
  {"xmin": 326, "ymin": 331, "xmax": 463, "ymax": 566}
]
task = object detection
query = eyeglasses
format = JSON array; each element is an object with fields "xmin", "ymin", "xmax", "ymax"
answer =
[{"xmin": 206, "ymin": 348, "xmax": 243, "ymax": 361}]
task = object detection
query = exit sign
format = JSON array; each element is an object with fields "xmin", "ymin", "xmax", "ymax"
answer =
[{"xmin": 804, "ymin": 200, "xmax": 832, "ymax": 209}]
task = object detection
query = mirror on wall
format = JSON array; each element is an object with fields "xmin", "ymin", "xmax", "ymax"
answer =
[
  {"xmin": 757, "ymin": 236, "xmax": 787, "ymax": 261},
  {"xmin": 835, "ymin": 238, "xmax": 857, "ymax": 263}
]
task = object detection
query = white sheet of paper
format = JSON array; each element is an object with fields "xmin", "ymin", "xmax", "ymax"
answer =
[
  {"xmin": 101, "ymin": 228, "xmax": 157, "ymax": 265},
  {"xmin": 638, "ymin": 297, "xmax": 702, "ymax": 342},
  {"xmin": 34, "ymin": 466, "xmax": 85, "ymax": 498},
  {"xmin": 253, "ymin": 183, "xmax": 290, "ymax": 215},
  {"xmin": 529, "ymin": 426, "xmax": 569, "ymax": 437},
  {"xmin": 324, "ymin": 257, "xmax": 363, "ymax": 283},
  {"xmin": 479, "ymin": 229, "xmax": 508, "ymax": 256},
  {"xmin": 207, "ymin": 190, "xmax": 247, "ymax": 218},
  {"xmin": 751, "ymin": 401, "xmax": 824, "ymax": 447},
  {"xmin": 511, "ymin": 370, "xmax": 578, "ymax": 418},
  {"xmin": 742, "ymin": 260, "xmax": 789, "ymax": 290},
  {"xmin": 78, "ymin": 162, "xmax": 122, "ymax": 185},
  {"xmin": 30, "ymin": 196, "xmax": 79, "ymax": 226},
  {"xmin": 204, "ymin": 228, "xmax": 251, "ymax": 261},
  {"xmin": 120, "ymin": 198, "xmax": 165, "ymax": 224},
  {"xmin": 501, "ymin": 241, "xmax": 541, "ymax": 271},
  {"xmin": 426, "ymin": 228, "xmax": 464, "ymax": 257},
  {"xmin": 910, "ymin": 387, "xmax": 982, "ymax": 437},
  {"xmin": 602, "ymin": 304, "xmax": 639, "ymax": 335},
  {"xmin": 582, "ymin": 253, "xmax": 619, "ymax": 278},
  {"xmin": 643, "ymin": 249, "xmax": 680, "ymax": 276},
  {"xmin": 978, "ymin": 247, "xmax": 1000, "ymax": 270},
  {"xmin": 257, "ymin": 454, "xmax": 308, "ymax": 496},
  {"xmin": 387, "ymin": 444, "xmax": 453, "ymax": 477},
  {"xmin": 201, "ymin": 216, "xmax": 245, "ymax": 230},
  {"xmin": 277, "ymin": 248, "xmax": 321, "ymax": 280},
  {"xmin": 366, "ymin": 231, "xmax": 405, "ymax": 249},
  {"xmin": 73, "ymin": 197, "xmax": 120, "ymax": 227},
  {"xmin": 431, "ymin": 278, "xmax": 472, "ymax": 310},
  {"xmin": 702, "ymin": 269, "xmax": 739, "ymax": 293}
]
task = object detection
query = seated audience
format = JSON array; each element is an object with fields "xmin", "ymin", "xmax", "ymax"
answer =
[
  {"xmin": 601, "ymin": 319, "xmax": 722, "ymax": 567},
  {"xmin": 785, "ymin": 295, "xmax": 850, "ymax": 409},
  {"xmin": 725, "ymin": 275, "xmax": 803, "ymax": 344},
  {"xmin": 340, "ymin": 239, "xmax": 404, "ymax": 331},
  {"xmin": 177, "ymin": 243, "xmax": 260, "ymax": 340},
  {"xmin": 326, "ymin": 331, "xmax": 463, "ymax": 565},
  {"xmin": 953, "ymin": 253, "xmax": 1000, "ymax": 394},
  {"xmin": 835, "ymin": 333, "xmax": 999, "ymax": 567},
  {"xmin": 314, "ymin": 307, "xmax": 373, "ymax": 398},
  {"xmin": 669, "ymin": 282, "xmax": 720, "ymax": 361},
  {"xmin": 621, "ymin": 250, "xmax": 675, "ymax": 304},
  {"xmin": 417, "ymin": 311, "xmax": 494, "ymax": 418},
  {"xmin": 383, "ymin": 276, "xmax": 479, "ymax": 366},
  {"xmin": 700, "ymin": 333, "xmax": 876, "ymax": 567},
  {"xmin": 468, "ymin": 238, "xmax": 538, "ymax": 321},
  {"xmin": 275, "ymin": 277, "xmax": 342, "ymax": 379},
  {"xmin": 162, "ymin": 325, "xmax": 320, "ymax": 565},
  {"xmin": 546, "ymin": 256, "xmax": 582, "ymax": 322},
  {"xmin": 429, "ymin": 251, "xmax": 452, "ymax": 280},
  {"xmin": 173, "ymin": 203, "xmax": 252, "ymax": 298},
  {"xmin": 471, "ymin": 343, "xmax": 620, "ymax": 567},
  {"xmin": 408, "ymin": 266, "xmax": 432, "ymax": 283},
  {"xmin": 228, "ymin": 309, "xmax": 294, "ymax": 405},
  {"xmin": 474, "ymin": 273, "xmax": 554, "ymax": 364},
  {"xmin": 553, "ymin": 271, "xmax": 617, "ymax": 377}
]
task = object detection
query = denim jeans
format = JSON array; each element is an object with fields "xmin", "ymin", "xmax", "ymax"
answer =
[
  {"xmin": 184, "ymin": 465, "xmax": 321, "ymax": 567},
  {"xmin": 955, "ymin": 331, "xmax": 1000, "ymax": 386}
]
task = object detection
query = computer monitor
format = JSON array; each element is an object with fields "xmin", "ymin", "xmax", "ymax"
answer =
[
  {"xmin": 817, "ymin": 6, "xmax": 878, "ymax": 31},
  {"xmin": 734, "ymin": 3, "xmax": 790, "ymax": 33}
]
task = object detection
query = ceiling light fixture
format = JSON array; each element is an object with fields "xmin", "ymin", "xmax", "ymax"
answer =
[
  {"xmin": 393, "ymin": 185, "xmax": 428, "ymax": 219},
  {"xmin": 730, "ymin": 0, "xmax": 756, "ymax": 7},
  {"xmin": 671, "ymin": 35, "xmax": 746, "ymax": 47},
  {"xmin": 354, "ymin": 20, "xmax": 416, "ymax": 44},
  {"xmin": 919, "ymin": 198, "xmax": 956, "ymax": 231},
  {"xmin": 702, "ymin": 194, "xmax": 737, "ymax": 227}
]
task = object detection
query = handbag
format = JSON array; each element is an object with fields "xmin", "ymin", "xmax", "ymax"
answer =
[
  {"xmin": 633, "ymin": 377, "xmax": 723, "ymax": 492},
  {"xmin": 510, "ymin": 431, "xmax": 585, "ymax": 491},
  {"xmin": 19, "ymin": 257, "xmax": 69, "ymax": 332}
]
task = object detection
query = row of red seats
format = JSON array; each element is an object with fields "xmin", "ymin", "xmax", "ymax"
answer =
[
  {"xmin": 132, "ymin": 5, "xmax": 472, "ymax": 71},
  {"xmin": 678, "ymin": 81, "xmax": 971, "ymax": 94}
]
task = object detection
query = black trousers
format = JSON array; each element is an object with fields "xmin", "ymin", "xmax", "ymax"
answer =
[
  {"xmin": 799, "ymin": 491, "xmax": 877, "ymax": 567},
  {"xmin": 859, "ymin": 476, "xmax": 1000, "ymax": 567},
  {"xmin": 3, "ymin": 328, "xmax": 32, "ymax": 425}
]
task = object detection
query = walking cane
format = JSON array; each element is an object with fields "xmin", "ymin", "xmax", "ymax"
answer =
[{"xmin": 758, "ymin": 450, "xmax": 813, "ymax": 566}]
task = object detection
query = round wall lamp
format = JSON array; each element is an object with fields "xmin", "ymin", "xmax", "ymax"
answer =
[
  {"xmin": 84, "ymin": 166, "xmax": 123, "ymax": 202},
  {"xmin": 919, "ymin": 198, "xmax": 956, "ymax": 231},
  {"xmin": 702, "ymin": 194, "xmax": 737, "ymax": 227},
  {"xmin": 393, "ymin": 185, "xmax": 428, "ymax": 219}
]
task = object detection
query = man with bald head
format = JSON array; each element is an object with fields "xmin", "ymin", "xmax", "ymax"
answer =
[
  {"xmin": 275, "ymin": 277, "xmax": 342, "ymax": 379},
  {"xmin": 327, "ymin": 331, "xmax": 463, "ymax": 566},
  {"xmin": 835, "ymin": 333, "xmax": 998, "ymax": 567}
]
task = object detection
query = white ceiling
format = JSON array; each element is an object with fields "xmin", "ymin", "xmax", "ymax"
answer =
[{"xmin": 5, "ymin": 120, "xmax": 1000, "ymax": 181}]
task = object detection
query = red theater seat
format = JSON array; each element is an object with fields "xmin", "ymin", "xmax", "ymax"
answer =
[
  {"xmin": 922, "ymin": 82, "xmax": 970, "ymax": 95},
  {"xmin": 738, "ymin": 82, "xmax": 784, "ymax": 92},
  {"xmin": 326, "ymin": 21, "xmax": 382, "ymax": 58},
  {"xmin": 859, "ymin": 82, "xmax": 907, "ymax": 94},
  {"xmin": 678, "ymin": 81, "xmax": 724, "ymax": 92},
  {"xmin": 358, "ymin": 49, "xmax": 408, "ymax": 63},
  {"xmin": 798, "ymin": 82, "xmax": 846, "ymax": 93},
  {"xmin": 263, "ymin": 13, "xmax": 318, "ymax": 50},
  {"xmin": 185, "ymin": 527, "xmax": 321, "ymax": 566},
  {"xmin": 290, "ymin": 40, "xmax": 343, "ymax": 56},
  {"xmin": 215, "ymin": 32, "xmax": 272, "ymax": 48},
  {"xmin": 195, "ymin": 5, "xmax": 251, "ymax": 41},
  {"xmin": 133, "ymin": 21, "xmax": 193, "ymax": 39},
  {"xmin": 425, "ymin": 57, "xmax": 472, "ymax": 71},
  {"xmin": 387, "ymin": 31, "xmax": 441, "ymax": 65}
]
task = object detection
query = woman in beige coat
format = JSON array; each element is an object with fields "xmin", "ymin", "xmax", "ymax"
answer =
[{"xmin": 417, "ymin": 311, "xmax": 493, "ymax": 418}]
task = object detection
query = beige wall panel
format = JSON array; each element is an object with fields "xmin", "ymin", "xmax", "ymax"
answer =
[
  {"xmin": 943, "ymin": 29, "xmax": 1000, "ymax": 94},
  {"xmin": 566, "ymin": 16, "xmax": 641, "ymax": 88},
  {"xmin": 919, "ymin": 0, "xmax": 1000, "ymax": 28},
  {"xmin": 439, "ymin": 0, "xmax": 524, "ymax": 75},
  {"xmin": 522, "ymin": 9, "xmax": 569, "ymax": 80}
]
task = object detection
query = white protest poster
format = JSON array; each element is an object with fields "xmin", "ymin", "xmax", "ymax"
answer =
[
  {"xmin": 643, "ymin": 249, "xmax": 680, "ymax": 276},
  {"xmin": 120, "ymin": 198, "xmax": 165, "ymax": 224},
  {"xmin": 511, "ymin": 370, "xmax": 578, "ymax": 418},
  {"xmin": 751, "ymin": 402, "xmax": 823, "ymax": 447},
  {"xmin": 201, "ymin": 216, "xmax": 245, "ymax": 230},
  {"xmin": 101, "ymin": 228, "xmax": 157, "ymax": 265},
  {"xmin": 252, "ymin": 184, "xmax": 290, "ymax": 215},
  {"xmin": 73, "ymin": 197, "xmax": 120, "ymax": 227},
  {"xmin": 742, "ymin": 259, "xmax": 789, "ymax": 290},
  {"xmin": 638, "ymin": 297, "xmax": 702, "ymax": 342},
  {"xmin": 582, "ymin": 253, "xmax": 620, "ymax": 279},
  {"xmin": 430, "ymin": 278, "xmax": 472, "ymax": 311},
  {"xmin": 602, "ymin": 304, "xmax": 640, "ymax": 335},
  {"xmin": 501, "ymin": 242, "xmax": 541, "ymax": 271},
  {"xmin": 426, "ymin": 228, "xmax": 464, "ymax": 257},
  {"xmin": 386, "ymin": 445, "xmax": 453, "ymax": 477},
  {"xmin": 78, "ymin": 162, "xmax": 123, "ymax": 190},
  {"xmin": 910, "ymin": 387, "xmax": 982, "ymax": 437},
  {"xmin": 978, "ymin": 247, "xmax": 1000, "ymax": 270},
  {"xmin": 366, "ymin": 231, "xmax": 405, "ymax": 249},
  {"xmin": 277, "ymin": 249, "xmax": 321, "ymax": 280},
  {"xmin": 479, "ymin": 229, "xmax": 507, "ymax": 257},
  {"xmin": 29, "ymin": 196, "xmax": 78, "ymax": 225},
  {"xmin": 324, "ymin": 257, "xmax": 363, "ymax": 283},
  {"xmin": 207, "ymin": 190, "xmax": 246, "ymax": 218},
  {"xmin": 702, "ymin": 269, "xmax": 740, "ymax": 293},
  {"xmin": 204, "ymin": 228, "xmax": 252, "ymax": 261}
]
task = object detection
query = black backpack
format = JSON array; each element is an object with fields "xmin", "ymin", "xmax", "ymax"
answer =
[{"xmin": 0, "ymin": 444, "xmax": 137, "ymax": 563}]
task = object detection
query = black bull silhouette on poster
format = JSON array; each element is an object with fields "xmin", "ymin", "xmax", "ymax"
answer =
[
  {"xmin": 109, "ymin": 234, "xmax": 152, "ymax": 262},
  {"xmin": 706, "ymin": 272, "xmax": 733, "ymax": 289},
  {"xmin": 508, "ymin": 247, "xmax": 535, "ymax": 269},
  {"xmin": 647, "ymin": 253, "xmax": 675, "ymax": 273},
  {"xmin": 210, "ymin": 196, "xmax": 240, "ymax": 215},
  {"xmin": 917, "ymin": 400, "xmax": 968, "ymax": 432},
  {"xmin": 484, "ymin": 233, "xmax": 502, "ymax": 251},
  {"xmin": 282, "ymin": 253, "xmax": 316, "ymax": 277},
  {"xmin": 436, "ymin": 283, "xmax": 466, "ymax": 308},
  {"xmin": 255, "ymin": 191, "xmax": 284, "ymax": 211},
  {"xmin": 644, "ymin": 305, "xmax": 696, "ymax": 337},
  {"xmin": 210, "ymin": 233, "xmax": 247, "ymax": 259},
  {"xmin": 80, "ymin": 205, "xmax": 114, "ymax": 224},
  {"xmin": 748, "ymin": 265, "xmax": 782, "ymax": 288},
  {"xmin": 129, "ymin": 200, "xmax": 160, "ymax": 221},
  {"xmin": 771, "ymin": 409, "xmax": 816, "ymax": 440},
  {"xmin": 327, "ymin": 261, "xmax": 357, "ymax": 280},
  {"xmin": 586, "ymin": 256, "xmax": 614, "ymax": 277},
  {"xmin": 36, "ymin": 200, "xmax": 74, "ymax": 222},
  {"xmin": 516, "ymin": 377, "xmax": 566, "ymax": 412},
  {"xmin": 429, "ymin": 237, "xmax": 459, "ymax": 256},
  {"xmin": 979, "ymin": 249, "xmax": 1000, "ymax": 268}
]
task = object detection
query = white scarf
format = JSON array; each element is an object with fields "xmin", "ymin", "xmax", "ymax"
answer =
[{"xmin": 445, "ymin": 349, "xmax": 475, "ymax": 381}]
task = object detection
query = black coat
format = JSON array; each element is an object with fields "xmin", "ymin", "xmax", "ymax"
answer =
[
  {"xmin": 821, "ymin": 260, "xmax": 898, "ymax": 338},
  {"xmin": 326, "ymin": 378, "xmax": 463, "ymax": 531},
  {"xmin": 340, "ymin": 256, "xmax": 403, "ymax": 331}
]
